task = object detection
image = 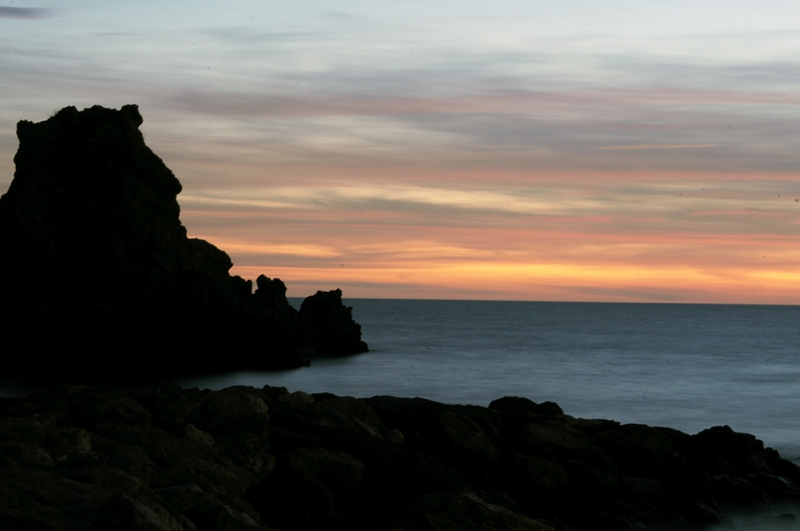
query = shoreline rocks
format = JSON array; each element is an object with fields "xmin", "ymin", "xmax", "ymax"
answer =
[
  {"xmin": 0, "ymin": 105, "xmax": 367, "ymax": 383},
  {"xmin": 1, "ymin": 384, "xmax": 798, "ymax": 530}
]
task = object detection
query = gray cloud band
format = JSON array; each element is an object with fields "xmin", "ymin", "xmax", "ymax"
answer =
[{"xmin": 0, "ymin": 7, "xmax": 50, "ymax": 19}]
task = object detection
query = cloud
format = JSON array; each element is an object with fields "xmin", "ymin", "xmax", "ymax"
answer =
[
  {"xmin": 154, "ymin": 77, "xmax": 800, "ymax": 174},
  {"xmin": 179, "ymin": 177, "xmax": 800, "ymax": 232},
  {"xmin": 597, "ymin": 144, "xmax": 717, "ymax": 151},
  {"xmin": 0, "ymin": 7, "xmax": 51, "ymax": 19},
  {"xmin": 567, "ymin": 285, "xmax": 685, "ymax": 302},
  {"xmin": 166, "ymin": 84, "xmax": 800, "ymax": 121}
]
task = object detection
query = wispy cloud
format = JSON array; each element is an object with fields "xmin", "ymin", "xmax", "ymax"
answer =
[
  {"xmin": 180, "ymin": 178, "xmax": 800, "ymax": 230},
  {"xmin": 0, "ymin": 6, "xmax": 51, "ymax": 19},
  {"xmin": 152, "ymin": 80, "xmax": 800, "ymax": 174},
  {"xmin": 597, "ymin": 144, "xmax": 717, "ymax": 151},
  {"xmin": 3, "ymin": 0, "xmax": 800, "ymax": 302}
]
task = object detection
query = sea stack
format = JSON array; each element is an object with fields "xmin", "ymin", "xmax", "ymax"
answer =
[{"xmin": 0, "ymin": 104, "xmax": 367, "ymax": 382}]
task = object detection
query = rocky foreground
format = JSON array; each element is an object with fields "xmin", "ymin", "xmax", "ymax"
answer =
[{"xmin": 1, "ymin": 384, "xmax": 798, "ymax": 531}]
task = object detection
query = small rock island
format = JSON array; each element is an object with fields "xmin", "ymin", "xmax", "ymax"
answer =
[{"xmin": 0, "ymin": 105, "xmax": 367, "ymax": 383}]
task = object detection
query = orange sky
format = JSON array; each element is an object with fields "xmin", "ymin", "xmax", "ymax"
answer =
[
  {"xmin": 2, "ymin": 2, "xmax": 800, "ymax": 303},
  {"xmin": 178, "ymin": 167, "xmax": 800, "ymax": 303}
]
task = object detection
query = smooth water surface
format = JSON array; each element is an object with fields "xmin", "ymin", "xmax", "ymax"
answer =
[{"xmin": 179, "ymin": 300, "xmax": 800, "ymax": 463}]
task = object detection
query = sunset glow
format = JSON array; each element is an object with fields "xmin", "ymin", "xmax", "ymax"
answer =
[{"xmin": 3, "ymin": 1, "xmax": 800, "ymax": 303}]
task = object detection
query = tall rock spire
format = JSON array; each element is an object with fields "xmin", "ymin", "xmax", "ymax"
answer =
[{"xmin": 0, "ymin": 105, "xmax": 366, "ymax": 383}]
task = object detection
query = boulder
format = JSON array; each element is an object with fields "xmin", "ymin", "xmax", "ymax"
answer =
[
  {"xmin": 91, "ymin": 491, "xmax": 185, "ymax": 531},
  {"xmin": 385, "ymin": 491, "xmax": 556, "ymax": 531},
  {"xmin": 0, "ymin": 416, "xmax": 49, "ymax": 444},
  {"xmin": 366, "ymin": 396, "xmax": 502, "ymax": 460},
  {"xmin": 512, "ymin": 419, "xmax": 618, "ymax": 475},
  {"xmin": 1, "ymin": 384, "xmax": 799, "ymax": 531},
  {"xmin": 0, "ymin": 467, "xmax": 112, "ymax": 530},
  {"xmin": 284, "ymin": 447, "xmax": 365, "ymax": 491},
  {"xmin": 0, "ymin": 441, "xmax": 54, "ymax": 467},
  {"xmin": 154, "ymin": 483, "xmax": 265, "ymax": 531}
]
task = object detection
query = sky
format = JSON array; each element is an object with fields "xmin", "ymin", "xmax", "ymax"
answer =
[{"xmin": 2, "ymin": 1, "xmax": 800, "ymax": 303}]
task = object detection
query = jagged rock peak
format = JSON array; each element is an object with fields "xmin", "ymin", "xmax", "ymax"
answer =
[
  {"xmin": 3, "ymin": 104, "xmax": 231, "ymax": 292},
  {"xmin": 0, "ymin": 104, "xmax": 366, "ymax": 383}
]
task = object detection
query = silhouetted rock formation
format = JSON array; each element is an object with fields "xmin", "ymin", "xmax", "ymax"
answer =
[
  {"xmin": 0, "ymin": 105, "xmax": 367, "ymax": 382},
  {"xmin": 1, "ymin": 385, "xmax": 798, "ymax": 530},
  {"xmin": 300, "ymin": 289, "xmax": 369, "ymax": 356}
]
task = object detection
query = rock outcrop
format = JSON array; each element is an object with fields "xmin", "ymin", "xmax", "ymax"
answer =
[
  {"xmin": 1, "ymin": 385, "xmax": 798, "ymax": 531},
  {"xmin": 300, "ymin": 289, "xmax": 368, "ymax": 356},
  {"xmin": 0, "ymin": 105, "xmax": 367, "ymax": 382}
]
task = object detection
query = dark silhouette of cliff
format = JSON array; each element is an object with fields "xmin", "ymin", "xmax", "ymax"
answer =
[{"xmin": 0, "ymin": 104, "xmax": 367, "ymax": 383}]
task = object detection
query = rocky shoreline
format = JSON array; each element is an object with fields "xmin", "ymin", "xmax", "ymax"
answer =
[
  {"xmin": 1, "ymin": 384, "xmax": 798, "ymax": 530},
  {"xmin": 1, "ymin": 105, "xmax": 798, "ymax": 530}
]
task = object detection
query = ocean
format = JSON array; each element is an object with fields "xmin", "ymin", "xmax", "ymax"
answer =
[{"xmin": 178, "ymin": 299, "xmax": 800, "ymax": 465}]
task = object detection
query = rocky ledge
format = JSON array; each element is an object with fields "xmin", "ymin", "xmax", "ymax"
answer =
[
  {"xmin": 1, "ymin": 384, "xmax": 798, "ymax": 531},
  {"xmin": 0, "ymin": 105, "xmax": 367, "ymax": 382}
]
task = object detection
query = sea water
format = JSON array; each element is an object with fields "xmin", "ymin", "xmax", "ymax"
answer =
[
  {"xmin": 179, "ymin": 300, "xmax": 800, "ymax": 466},
  {"xmin": 3, "ymin": 299, "xmax": 799, "ymax": 527}
]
